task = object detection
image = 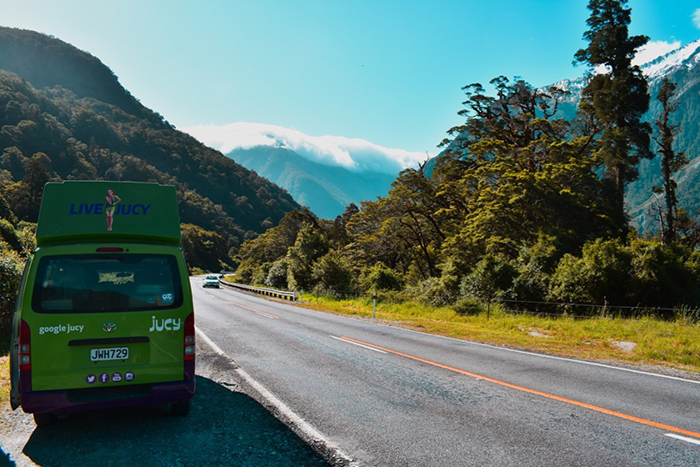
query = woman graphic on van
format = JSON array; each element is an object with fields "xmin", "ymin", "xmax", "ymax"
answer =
[{"xmin": 105, "ymin": 189, "xmax": 121, "ymax": 231}]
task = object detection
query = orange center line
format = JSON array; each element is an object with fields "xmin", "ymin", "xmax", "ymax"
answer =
[
  {"xmin": 227, "ymin": 302, "xmax": 279, "ymax": 319},
  {"xmin": 339, "ymin": 336, "xmax": 700, "ymax": 440}
]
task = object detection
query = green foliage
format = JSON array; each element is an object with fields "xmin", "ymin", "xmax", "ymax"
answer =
[
  {"xmin": 438, "ymin": 76, "xmax": 613, "ymax": 266},
  {"xmin": 359, "ymin": 263, "xmax": 404, "ymax": 292},
  {"xmin": 0, "ymin": 218, "xmax": 22, "ymax": 253},
  {"xmin": 286, "ymin": 222, "xmax": 329, "ymax": 291},
  {"xmin": 0, "ymin": 28, "xmax": 301, "ymax": 268},
  {"xmin": 547, "ymin": 237, "xmax": 700, "ymax": 316},
  {"xmin": 236, "ymin": 209, "xmax": 318, "ymax": 267},
  {"xmin": 234, "ymin": 257, "xmax": 261, "ymax": 285},
  {"xmin": 265, "ymin": 258, "xmax": 289, "ymax": 289},
  {"xmin": 408, "ymin": 277, "xmax": 458, "ymax": 307},
  {"xmin": 574, "ymin": 0, "xmax": 652, "ymax": 232},
  {"xmin": 14, "ymin": 221, "xmax": 36, "ymax": 255},
  {"xmin": 628, "ymin": 240, "xmax": 700, "ymax": 313},
  {"xmin": 0, "ymin": 246, "xmax": 24, "ymax": 349},
  {"xmin": 509, "ymin": 235, "xmax": 560, "ymax": 303},
  {"xmin": 548, "ymin": 238, "xmax": 632, "ymax": 309},
  {"xmin": 653, "ymin": 77, "xmax": 687, "ymax": 244},
  {"xmin": 451, "ymin": 297, "xmax": 484, "ymax": 316},
  {"xmin": 180, "ymin": 223, "xmax": 235, "ymax": 273},
  {"xmin": 312, "ymin": 249, "xmax": 354, "ymax": 297},
  {"xmin": 460, "ymin": 254, "xmax": 517, "ymax": 302}
]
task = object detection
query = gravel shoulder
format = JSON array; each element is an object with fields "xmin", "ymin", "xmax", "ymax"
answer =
[{"xmin": 0, "ymin": 338, "xmax": 328, "ymax": 466}]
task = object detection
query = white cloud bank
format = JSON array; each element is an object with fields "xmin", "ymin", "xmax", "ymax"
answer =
[
  {"xmin": 184, "ymin": 122, "xmax": 430, "ymax": 175},
  {"xmin": 693, "ymin": 8, "xmax": 700, "ymax": 29}
]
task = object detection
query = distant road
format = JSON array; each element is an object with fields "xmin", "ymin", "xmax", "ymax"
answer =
[{"xmin": 192, "ymin": 279, "xmax": 700, "ymax": 466}]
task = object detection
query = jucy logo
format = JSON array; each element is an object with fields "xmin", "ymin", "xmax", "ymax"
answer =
[
  {"xmin": 68, "ymin": 204, "xmax": 152, "ymax": 215},
  {"xmin": 149, "ymin": 316, "xmax": 182, "ymax": 332},
  {"xmin": 67, "ymin": 188, "xmax": 153, "ymax": 232}
]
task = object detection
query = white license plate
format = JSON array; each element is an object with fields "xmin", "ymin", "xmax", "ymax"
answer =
[{"xmin": 90, "ymin": 347, "xmax": 129, "ymax": 362}]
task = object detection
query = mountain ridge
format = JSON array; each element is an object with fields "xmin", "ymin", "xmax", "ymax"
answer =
[
  {"xmin": 0, "ymin": 26, "xmax": 300, "ymax": 270},
  {"xmin": 228, "ymin": 145, "xmax": 396, "ymax": 219}
]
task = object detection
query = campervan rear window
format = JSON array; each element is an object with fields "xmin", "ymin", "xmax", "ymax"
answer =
[{"xmin": 32, "ymin": 254, "xmax": 183, "ymax": 313}]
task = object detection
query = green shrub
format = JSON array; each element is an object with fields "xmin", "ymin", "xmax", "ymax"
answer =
[
  {"xmin": 0, "ymin": 218, "xmax": 23, "ymax": 253},
  {"xmin": 359, "ymin": 263, "xmax": 404, "ymax": 292},
  {"xmin": 0, "ymin": 246, "xmax": 25, "ymax": 353},
  {"xmin": 547, "ymin": 238, "xmax": 631, "ymax": 312},
  {"xmin": 265, "ymin": 258, "xmax": 288, "ymax": 289},
  {"xmin": 408, "ymin": 277, "xmax": 457, "ymax": 307},
  {"xmin": 312, "ymin": 250, "xmax": 354, "ymax": 297},
  {"xmin": 460, "ymin": 254, "xmax": 516, "ymax": 302},
  {"xmin": 509, "ymin": 236, "xmax": 559, "ymax": 303}
]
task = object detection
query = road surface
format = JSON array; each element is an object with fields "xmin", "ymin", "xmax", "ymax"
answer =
[{"xmin": 193, "ymin": 279, "xmax": 700, "ymax": 466}]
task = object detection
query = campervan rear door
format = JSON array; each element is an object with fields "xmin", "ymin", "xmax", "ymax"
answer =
[{"xmin": 25, "ymin": 243, "xmax": 192, "ymax": 392}]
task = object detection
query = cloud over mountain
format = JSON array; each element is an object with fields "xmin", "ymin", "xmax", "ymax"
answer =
[{"xmin": 184, "ymin": 122, "xmax": 429, "ymax": 175}]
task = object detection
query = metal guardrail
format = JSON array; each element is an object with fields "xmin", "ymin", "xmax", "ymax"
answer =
[{"xmin": 219, "ymin": 278, "xmax": 298, "ymax": 302}]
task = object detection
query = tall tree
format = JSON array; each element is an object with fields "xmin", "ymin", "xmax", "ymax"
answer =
[
  {"xmin": 438, "ymin": 77, "xmax": 610, "ymax": 263},
  {"xmin": 653, "ymin": 77, "xmax": 687, "ymax": 244},
  {"xmin": 574, "ymin": 0, "xmax": 652, "ymax": 235}
]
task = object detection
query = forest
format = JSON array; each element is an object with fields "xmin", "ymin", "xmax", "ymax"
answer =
[
  {"xmin": 2, "ymin": 0, "xmax": 700, "ymax": 347},
  {"xmin": 0, "ymin": 26, "xmax": 302, "ymax": 345},
  {"xmin": 232, "ymin": 0, "xmax": 700, "ymax": 320},
  {"xmin": 0, "ymin": 27, "xmax": 301, "ymax": 262}
]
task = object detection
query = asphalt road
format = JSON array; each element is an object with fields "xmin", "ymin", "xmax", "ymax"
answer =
[{"xmin": 193, "ymin": 279, "xmax": 700, "ymax": 466}]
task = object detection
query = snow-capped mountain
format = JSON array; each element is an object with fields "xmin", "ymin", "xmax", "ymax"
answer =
[
  {"xmin": 498, "ymin": 40, "xmax": 700, "ymax": 234},
  {"xmin": 185, "ymin": 123, "xmax": 428, "ymax": 219},
  {"xmin": 186, "ymin": 40, "xmax": 700, "ymax": 229},
  {"xmin": 628, "ymin": 40, "xmax": 700, "ymax": 232}
]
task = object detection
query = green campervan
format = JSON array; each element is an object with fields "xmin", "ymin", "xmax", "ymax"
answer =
[{"xmin": 10, "ymin": 181, "xmax": 195, "ymax": 425}]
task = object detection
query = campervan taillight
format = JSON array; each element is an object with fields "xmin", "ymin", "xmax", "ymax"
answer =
[
  {"xmin": 19, "ymin": 319, "xmax": 31, "ymax": 372},
  {"xmin": 184, "ymin": 312, "xmax": 195, "ymax": 380}
]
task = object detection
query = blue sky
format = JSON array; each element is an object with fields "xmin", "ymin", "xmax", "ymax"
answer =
[{"xmin": 2, "ymin": 0, "xmax": 700, "ymax": 158}]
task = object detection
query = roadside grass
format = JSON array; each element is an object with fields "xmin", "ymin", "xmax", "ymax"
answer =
[
  {"xmin": 299, "ymin": 294, "xmax": 700, "ymax": 373},
  {"xmin": 2, "ymin": 286, "xmax": 698, "ymax": 405},
  {"xmin": 0, "ymin": 357, "xmax": 9, "ymax": 405}
]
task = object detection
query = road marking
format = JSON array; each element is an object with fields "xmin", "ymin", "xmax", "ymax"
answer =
[
  {"xmin": 227, "ymin": 301, "xmax": 280, "ymax": 319},
  {"xmin": 195, "ymin": 327, "xmax": 358, "ymax": 466},
  {"xmin": 331, "ymin": 335, "xmax": 387, "ymax": 353},
  {"xmin": 340, "ymin": 336, "xmax": 700, "ymax": 441},
  {"xmin": 397, "ymin": 326, "xmax": 700, "ymax": 385},
  {"xmin": 665, "ymin": 433, "xmax": 700, "ymax": 445}
]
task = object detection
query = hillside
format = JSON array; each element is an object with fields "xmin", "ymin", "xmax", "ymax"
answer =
[
  {"xmin": 227, "ymin": 146, "xmax": 396, "ymax": 219},
  {"xmin": 0, "ymin": 27, "xmax": 300, "ymax": 270},
  {"xmin": 553, "ymin": 40, "xmax": 700, "ymax": 233},
  {"xmin": 433, "ymin": 40, "xmax": 700, "ymax": 234}
]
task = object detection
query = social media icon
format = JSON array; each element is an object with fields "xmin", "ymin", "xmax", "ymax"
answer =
[
  {"xmin": 124, "ymin": 371, "xmax": 135, "ymax": 382},
  {"xmin": 86, "ymin": 374, "xmax": 96, "ymax": 384},
  {"xmin": 112, "ymin": 372, "xmax": 122, "ymax": 382},
  {"xmin": 99, "ymin": 373, "xmax": 109, "ymax": 383}
]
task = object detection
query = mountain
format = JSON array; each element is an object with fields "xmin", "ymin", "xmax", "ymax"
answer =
[
  {"xmin": 227, "ymin": 146, "xmax": 396, "ymax": 219},
  {"xmin": 552, "ymin": 40, "xmax": 700, "ymax": 233},
  {"xmin": 186, "ymin": 123, "xmax": 427, "ymax": 219},
  {"xmin": 434, "ymin": 40, "xmax": 700, "ymax": 235},
  {"xmin": 0, "ymin": 27, "xmax": 300, "ymax": 269}
]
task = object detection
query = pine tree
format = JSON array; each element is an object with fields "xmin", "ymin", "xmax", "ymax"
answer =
[
  {"xmin": 654, "ymin": 77, "xmax": 687, "ymax": 244},
  {"xmin": 574, "ymin": 0, "xmax": 652, "ymax": 235}
]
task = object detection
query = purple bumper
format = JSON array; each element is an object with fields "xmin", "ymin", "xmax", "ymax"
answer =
[{"xmin": 21, "ymin": 379, "xmax": 196, "ymax": 414}]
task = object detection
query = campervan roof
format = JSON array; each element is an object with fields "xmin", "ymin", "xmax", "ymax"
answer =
[{"xmin": 36, "ymin": 181, "xmax": 181, "ymax": 246}]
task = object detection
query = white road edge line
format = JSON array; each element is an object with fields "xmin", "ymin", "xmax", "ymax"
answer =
[
  {"xmin": 330, "ymin": 335, "xmax": 387, "ymax": 354},
  {"xmin": 665, "ymin": 433, "xmax": 700, "ymax": 445},
  {"xmin": 195, "ymin": 327, "xmax": 358, "ymax": 466}
]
